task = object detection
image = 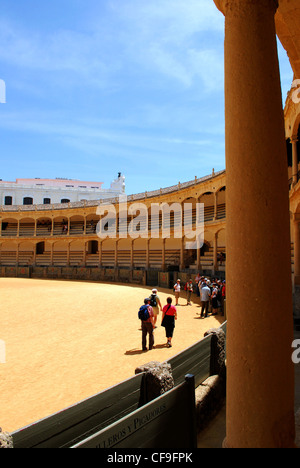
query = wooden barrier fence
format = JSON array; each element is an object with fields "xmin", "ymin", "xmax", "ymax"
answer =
[
  {"xmin": 11, "ymin": 322, "xmax": 226, "ymax": 449},
  {"xmin": 71, "ymin": 374, "xmax": 197, "ymax": 449}
]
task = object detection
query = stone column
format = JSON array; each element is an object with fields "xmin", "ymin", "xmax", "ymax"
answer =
[
  {"xmin": 180, "ymin": 237, "xmax": 185, "ymax": 271},
  {"xmin": 214, "ymin": 0, "xmax": 295, "ymax": 448},
  {"xmin": 294, "ymin": 218, "xmax": 300, "ymax": 280},
  {"xmin": 213, "ymin": 191, "xmax": 217, "ymax": 221},
  {"xmin": 213, "ymin": 231, "xmax": 218, "ymax": 273},
  {"xmin": 66, "ymin": 242, "xmax": 70, "ymax": 267},
  {"xmin": 114, "ymin": 240, "xmax": 118, "ymax": 268},
  {"xmin": 291, "ymin": 136, "xmax": 299, "ymax": 186},
  {"xmin": 98, "ymin": 240, "xmax": 102, "ymax": 267},
  {"xmin": 50, "ymin": 242, "xmax": 54, "ymax": 266},
  {"xmin": 130, "ymin": 239, "xmax": 134, "ymax": 269},
  {"xmin": 16, "ymin": 242, "xmax": 19, "ymax": 266},
  {"xmin": 162, "ymin": 238, "xmax": 166, "ymax": 271},
  {"xmin": 146, "ymin": 239, "xmax": 150, "ymax": 269}
]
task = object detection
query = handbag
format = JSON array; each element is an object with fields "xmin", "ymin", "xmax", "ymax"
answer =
[{"xmin": 161, "ymin": 305, "xmax": 171, "ymax": 327}]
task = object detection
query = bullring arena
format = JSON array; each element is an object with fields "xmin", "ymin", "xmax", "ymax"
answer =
[
  {"xmin": 0, "ymin": 277, "xmax": 224, "ymax": 433},
  {"xmin": 1, "ymin": 0, "xmax": 300, "ymax": 447}
]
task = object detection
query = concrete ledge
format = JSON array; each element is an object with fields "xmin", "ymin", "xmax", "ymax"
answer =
[{"xmin": 195, "ymin": 375, "xmax": 226, "ymax": 432}]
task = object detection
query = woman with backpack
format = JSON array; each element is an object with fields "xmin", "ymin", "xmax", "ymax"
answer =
[{"xmin": 161, "ymin": 297, "xmax": 177, "ymax": 348}]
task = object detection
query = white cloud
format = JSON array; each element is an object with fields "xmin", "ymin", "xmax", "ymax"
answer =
[{"xmin": 0, "ymin": 1, "xmax": 225, "ymax": 94}]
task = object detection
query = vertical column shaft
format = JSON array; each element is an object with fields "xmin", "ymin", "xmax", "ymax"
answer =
[{"xmin": 216, "ymin": 0, "xmax": 295, "ymax": 448}]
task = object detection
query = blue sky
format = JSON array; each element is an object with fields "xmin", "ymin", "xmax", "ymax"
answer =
[{"xmin": 0, "ymin": 0, "xmax": 294, "ymax": 195}]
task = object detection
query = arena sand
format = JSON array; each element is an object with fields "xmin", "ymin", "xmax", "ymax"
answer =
[{"xmin": 0, "ymin": 277, "xmax": 225, "ymax": 432}]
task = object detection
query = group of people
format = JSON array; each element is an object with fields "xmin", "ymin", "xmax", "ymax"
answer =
[
  {"xmin": 173, "ymin": 276, "xmax": 226, "ymax": 316},
  {"xmin": 139, "ymin": 276, "xmax": 226, "ymax": 351},
  {"xmin": 197, "ymin": 277, "xmax": 226, "ymax": 318},
  {"xmin": 139, "ymin": 288, "xmax": 177, "ymax": 351}
]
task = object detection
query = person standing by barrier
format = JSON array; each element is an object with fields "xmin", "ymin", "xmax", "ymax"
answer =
[
  {"xmin": 173, "ymin": 279, "xmax": 181, "ymax": 306},
  {"xmin": 185, "ymin": 279, "xmax": 193, "ymax": 306},
  {"xmin": 221, "ymin": 280, "xmax": 226, "ymax": 316},
  {"xmin": 139, "ymin": 298, "xmax": 155, "ymax": 351},
  {"xmin": 211, "ymin": 283, "xmax": 219, "ymax": 315},
  {"xmin": 200, "ymin": 281, "xmax": 211, "ymax": 318},
  {"xmin": 161, "ymin": 297, "xmax": 177, "ymax": 347}
]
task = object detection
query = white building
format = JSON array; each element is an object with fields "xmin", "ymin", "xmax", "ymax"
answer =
[{"xmin": 0, "ymin": 173, "xmax": 125, "ymax": 206}]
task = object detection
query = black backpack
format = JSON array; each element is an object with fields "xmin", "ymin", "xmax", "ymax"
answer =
[
  {"xmin": 138, "ymin": 305, "xmax": 150, "ymax": 321},
  {"xmin": 150, "ymin": 294, "xmax": 157, "ymax": 307}
]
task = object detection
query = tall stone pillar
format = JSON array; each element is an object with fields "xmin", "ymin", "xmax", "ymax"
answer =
[
  {"xmin": 214, "ymin": 0, "xmax": 295, "ymax": 448},
  {"xmin": 291, "ymin": 136, "xmax": 299, "ymax": 186},
  {"xmin": 294, "ymin": 218, "xmax": 300, "ymax": 280}
]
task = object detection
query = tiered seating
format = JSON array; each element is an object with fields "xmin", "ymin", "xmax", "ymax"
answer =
[
  {"xmin": 117, "ymin": 250, "xmax": 131, "ymax": 268},
  {"xmin": 69, "ymin": 222, "xmax": 84, "ymax": 236},
  {"xmin": 204, "ymin": 206, "xmax": 214, "ymax": 222},
  {"xmin": 101, "ymin": 250, "xmax": 115, "ymax": 267},
  {"xmin": 19, "ymin": 223, "xmax": 35, "ymax": 237},
  {"xmin": 36, "ymin": 252, "xmax": 51, "ymax": 266},
  {"xmin": 52, "ymin": 251, "xmax": 67, "ymax": 266},
  {"xmin": 216, "ymin": 204, "xmax": 226, "ymax": 220},
  {"xmin": 18, "ymin": 251, "xmax": 34, "ymax": 266},
  {"xmin": 53, "ymin": 222, "xmax": 68, "ymax": 236},
  {"xmin": 165, "ymin": 250, "xmax": 180, "ymax": 268},
  {"xmin": 1, "ymin": 223, "xmax": 17, "ymax": 237},
  {"xmin": 0, "ymin": 251, "xmax": 16, "ymax": 265},
  {"xmin": 149, "ymin": 250, "xmax": 162, "ymax": 269},
  {"xmin": 133, "ymin": 250, "xmax": 147, "ymax": 268},
  {"xmin": 86, "ymin": 253, "xmax": 99, "ymax": 267},
  {"xmin": 36, "ymin": 223, "xmax": 52, "ymax": 237},
  {"xmin": 69, "ymin": 251, "xmax": 83, "ymax": 266}
]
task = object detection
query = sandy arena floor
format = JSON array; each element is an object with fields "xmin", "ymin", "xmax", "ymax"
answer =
[{"xmin": 0, "ymin": 277, "xmax": 224, "ymax": 433}]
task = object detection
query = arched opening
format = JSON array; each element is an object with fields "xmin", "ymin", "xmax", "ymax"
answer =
[
  {"xmin": 216, "ymin": 186, "xmax": 226, "ymax": 219},
  {"xmin": 1, "ymin": 218, "xmax": 18, "ymax": 237},
  {"xmin": 19, "ymin": 218, "xmax": 35, "ymax": 237},
  {"xmin": 36, "ymin": 241, "xmax": 45, "ymax": 255},
  {"xmin": 199, "ymin": 192, "xmax": 214, "ymax": 222}
]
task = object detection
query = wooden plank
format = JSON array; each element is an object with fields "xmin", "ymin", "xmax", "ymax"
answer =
[
  {"xmin": 12, "ymin": 373, "xmax": 145, "ymax": 449},
  {"xmin": 71, "ymin": 375, "xmax": 197, "ymax": 449},
  {"xmin": 167, "ymin": 334, "xmax": 212, "ymax": 387}
]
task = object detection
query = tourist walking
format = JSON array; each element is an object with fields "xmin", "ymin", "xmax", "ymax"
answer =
[
  {"xmin": 139, "ymin": 298, "xmax": 155, "ymax": 351},
  {"xmin": 149, "ymin": 288, "xmax": 162, "ymax": 327},
  {"xmin": 161, "ymin": 297, "xmax": 177, "ymax": 348}
]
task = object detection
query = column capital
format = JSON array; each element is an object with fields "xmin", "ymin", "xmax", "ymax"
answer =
[
  {"xmin": 213, "ymin": 0, "xmax": 278, "ymax": 16},
  {"xmin": 291, "ymin": 135, "xmax": 299, "ymax": 144}
]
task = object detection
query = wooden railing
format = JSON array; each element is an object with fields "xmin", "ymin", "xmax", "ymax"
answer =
[{"xmin": 11, "ymin": 322, "xmax": 226, "ymax": 449}]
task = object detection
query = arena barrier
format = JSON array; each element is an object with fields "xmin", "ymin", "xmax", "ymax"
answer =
[
  {"xmin": 71, "ymin": 374, "xmax": 197, "ymax": 449},
  {"xmin": 11, "ymin": 322, "xmax": 226, "ymax": 449}
]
